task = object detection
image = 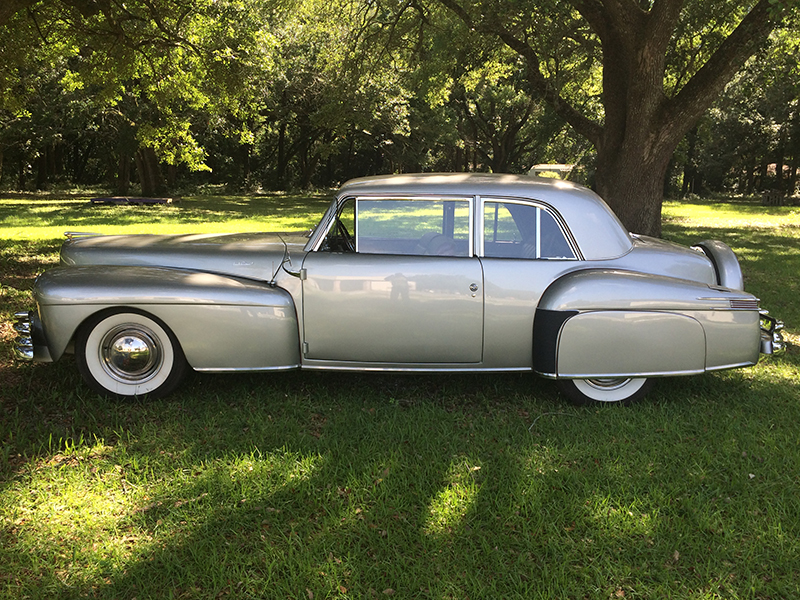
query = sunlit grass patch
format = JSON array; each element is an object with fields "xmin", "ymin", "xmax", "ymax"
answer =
[
  {"xmin": 586, "ymin": 497, "xmax": 658, "ymax": 538},
  {"xmin": 2, "ymin": 440, "xmax": 143, "ymax": 594},
  {"xmin": 423, "ymin": 456, "xmax": 482, "ymax": 536},
  {"xmin": 663, "ymin": 199, "xmax": 800, "ymax": 229},
  {"xmin": 0, "ymin": 192, "xmax": 331, "ymax": 243}
]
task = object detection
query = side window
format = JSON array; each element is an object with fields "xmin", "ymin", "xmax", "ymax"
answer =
[
  {"xmin": 319, "ymin": 198, "xmax": 355, "ymax": 252},
  {"xmin": 484, "ymin": 203, "xmax": 521, "ymax": 248},
  {"xmin": 539, "ymin": 209, "xmax": 575, "ymax": 259},
  {"xmin": 483, "ymin": 201, "xmax": 575, "ymax": 259},
  {"xmin": 356, "ymin": 198, "xmax": 471, "ymax": 256}
]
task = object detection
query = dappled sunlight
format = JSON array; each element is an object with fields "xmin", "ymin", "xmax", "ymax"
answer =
[
  {"xmin": 0, "ymin": 438, "xmax": 333, "ymax": 596},
  {"xmin": 227, "ymin": 448, "xmax": 327, "ymax": 491},
  {"xmin": 1, "ymin": 442, "xmax": 143, "ymax": 590},
  {"xmin": 586, "ymin": 496, "xmax": 658, "ymax": 539},
  {"xmin": 516, "ymin": 439, "xmax": 563, "ymax": 478},
  {"xmin": 422, "ymin": 456, "xmax": 482, "ymax": 537}
]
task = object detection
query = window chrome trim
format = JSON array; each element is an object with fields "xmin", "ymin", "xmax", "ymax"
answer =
[
  {"xmin": 331, "ymin": 194, "xmax": 474, "ymax": 257},
  {"xmin": 310, "ymin": 193, "xmax": 581, "ymax": 260},
  {"xmin": 477, "ymin": 196, "xmax": 583, "ymax": 260}
]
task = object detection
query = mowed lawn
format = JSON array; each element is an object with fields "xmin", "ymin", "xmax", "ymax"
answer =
[{"xmin": 0, "ymin": 192, "xmax": 799, "ymax": 599}]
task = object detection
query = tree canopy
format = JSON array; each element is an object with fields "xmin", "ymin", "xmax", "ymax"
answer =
[{"xmin": 1, "ymin": 0, "xmax": 797, "ymax": 234}]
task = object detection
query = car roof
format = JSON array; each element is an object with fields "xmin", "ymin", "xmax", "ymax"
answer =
[{"xmin": 337, "ymin": 173, "xmax": 633, "ymax": 260}]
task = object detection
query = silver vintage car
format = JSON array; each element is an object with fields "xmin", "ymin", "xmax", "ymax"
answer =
[{"xmin": 12, "ymin": 173, "xmax": 784, "ymax": 404}]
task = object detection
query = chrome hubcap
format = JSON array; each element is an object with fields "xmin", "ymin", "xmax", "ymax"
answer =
[{"xmin": 100, "ymin": 325, "xmax": 161, "ymax": 383}]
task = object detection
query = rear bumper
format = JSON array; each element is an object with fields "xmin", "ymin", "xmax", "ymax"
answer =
[
  {"xmin": 760, "ymin": 311, "xmax": 785, "ymax": 355},
  {"xmin": 11, "ymin": 311, "xmax": 52, "ymax": 362}
]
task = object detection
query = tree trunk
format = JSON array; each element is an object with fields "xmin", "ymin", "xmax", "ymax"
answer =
[
  {"xmin": 134, "ymin": 147, "xmax": 166, "ymax": 197},
  {"xmin": 682, "ymin": 125, "xmax": 699, "ymax": 196},
  {"xmin": 757, "ymin": 160, "xmax": 768, "ymax": 192},
  {"xmin": 116, "ymin": 153, "xmax": 132, "ymax": 195},
  {"xmin": 594, "ymin": 142, "xmax": 673, "ymax": 237},
  {"xmin": 745, "ymin": 162, "xmax": 756, "ymax": 195},
  {"xmin": 276, "ymin": 122, "xmax": 288, "ymax": 188},
  {"xmin": 36, "ymin": 149, "xmax": 48, "ymax": 190},
  {"xmin": 776, "ymin": 125, "xmax": 786, "ymax": 193},
  {"xmin": 166, "ymin": 163, "xmax": 177, "ymax": 190},
  {"xmin": 239, "ymin": 143, "xmax": 251, "ymax": 185}
]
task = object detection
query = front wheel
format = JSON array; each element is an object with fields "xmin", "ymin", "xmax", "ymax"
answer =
[
  {"xmin": 75, "ymin": 309, "xmax": 189, "ymax": 400},
  {"xmin": 557, "ymin": 377, "xmax": 653, "ymax": 406}
]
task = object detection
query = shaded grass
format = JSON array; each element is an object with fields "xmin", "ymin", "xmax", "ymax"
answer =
[{"xmin": 0, "ymin": 193, "xmax": 798, "ymax": 599}]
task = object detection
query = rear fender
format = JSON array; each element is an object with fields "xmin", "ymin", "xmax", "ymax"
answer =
[
  {"xmin": 35, "ymin": 266, "xmax": 300, "ymax": 370},
  {"xmin": 692, "ymin": 240, "xmax": 744, "ymax": 290},
  {"xmin": 533, "ymin": 269, "xmax": 760, "ymax": 378}
]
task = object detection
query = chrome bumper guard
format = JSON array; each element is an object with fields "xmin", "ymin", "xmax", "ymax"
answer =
[
  {"xmin": 760, "ymin": 311, "xmax": 785, "ymax": 355},
  {"xmin": 12, "ymin": 311, "xmax": 35, "ymax": 361}
]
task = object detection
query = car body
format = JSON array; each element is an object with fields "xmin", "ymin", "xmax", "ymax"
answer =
[{"xmin": 12, "ymin": 173, "xmax": 784, "ymax": 404}]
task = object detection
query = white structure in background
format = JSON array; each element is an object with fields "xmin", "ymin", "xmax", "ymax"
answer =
[{"xmin": 529, "ymin": 164, "xmax": 575, "ymax": 179}]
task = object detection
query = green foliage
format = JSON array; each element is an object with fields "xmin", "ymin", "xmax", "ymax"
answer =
[
  {"xmin": 673, "ymin": 18, "xmax": 800, "ymax": 195},
  {"xmin": 0, "ymin": 0, "xmax": 797, "ymax": 199}
]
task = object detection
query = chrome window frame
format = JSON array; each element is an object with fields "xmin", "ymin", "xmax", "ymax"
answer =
[
  {"xmin": 476, "ymin": 196, "xmax": 582, "ymax": 260},
  {"xmin": 310, "ymin": 194, "xmax": 474, "ymax": 257}
]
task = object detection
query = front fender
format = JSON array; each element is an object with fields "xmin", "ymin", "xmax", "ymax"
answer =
[
  {"xmin": 35, "ymin": 266, "xmax": 300, "ymax": 370},
  {"xmin": 533, "ymin": 269, "xmax": 761, "ymax": 378}
]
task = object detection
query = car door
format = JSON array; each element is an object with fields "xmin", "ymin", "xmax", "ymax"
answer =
[
  {"xmin": 477, "ymin": 198, "xmax": 580, "ymax": 368},
  {"xmin": 301, "ymin": 196, "xmax": 484, "ymax": 364}
]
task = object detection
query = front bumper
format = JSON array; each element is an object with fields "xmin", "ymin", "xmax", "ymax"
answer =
[
  {"xmin": 760, "ymin": 311, "xmax": 785, "ymax": 355},
  {"xmin": 11, "ymin": 311, "xmax": 52, "ymax": 362}
]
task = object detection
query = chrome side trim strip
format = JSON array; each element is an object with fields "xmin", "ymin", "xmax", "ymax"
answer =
[
  {"xmin": 193, "ymin": 364, "xmax": 301, "ymax": 373},
  {"xmin": 556, "ymin": 368, "xmax": 706, "ymax": 379},
  {"xmin": 706, "ymin": 361, "xmax": 758, "ymax": 372},
  {"xmin": 301, "ymin": 364, "xmax": 531, "ymax": 373}
]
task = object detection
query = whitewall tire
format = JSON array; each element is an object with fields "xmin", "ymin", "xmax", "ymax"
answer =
[
  {"xmin": 557, "ymin": 377, "xmax": 653, "ymax": 406},
  {"xmin": 76, "ymin": 309, "xmax": 188, "ymax": 400}
]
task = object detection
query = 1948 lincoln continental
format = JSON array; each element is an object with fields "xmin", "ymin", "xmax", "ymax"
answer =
[{"xmin": 12, "ymin": 173, "xmax": 785, "ymax": 404}]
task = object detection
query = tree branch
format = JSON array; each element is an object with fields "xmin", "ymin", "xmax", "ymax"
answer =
[
  {"xmin": 438, "ymin": 0, "xmax": 604, "ymax": 146},
  {"xmin": 0, "ymin": 0, "xmax": 38, "ymax": 28},
  {"xmin": 663, "ymin": 0, "xmax": 786, "ymax": 136}
]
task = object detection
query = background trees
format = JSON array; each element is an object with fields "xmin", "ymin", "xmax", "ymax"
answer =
[
  {"xmin": 680, "ymin": 25, "xmax": 800, "ymax": 197},
  {"xmin": 0, "ymin": 0, "xmax": 797, "ymax": 233}
]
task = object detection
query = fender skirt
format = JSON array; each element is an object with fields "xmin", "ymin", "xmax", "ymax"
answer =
[{"xmin": 532, "ymin": 269, "xmax": 761, "ymax": 379}]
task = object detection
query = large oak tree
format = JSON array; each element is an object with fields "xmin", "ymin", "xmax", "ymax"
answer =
[{"xmin": 437, "ymin": 0, "xmax": 796, "ymax": 236}]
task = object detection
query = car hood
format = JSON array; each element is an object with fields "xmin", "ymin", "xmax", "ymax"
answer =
[{"xmin": 59, "ymin": 232, "xmax": 310, "ymax": 282}]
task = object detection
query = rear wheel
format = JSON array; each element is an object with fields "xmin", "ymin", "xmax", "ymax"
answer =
[
  {"xmin": 75, "ymin": 309, "xmax": 188, "ymax": 400},
  {"xmin": 558, "ymin": 377, "xmax": 653, "ymax": 406}
]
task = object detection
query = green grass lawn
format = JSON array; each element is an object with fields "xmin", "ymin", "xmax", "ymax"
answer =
[{"xmin": 1, "ymin": 192, "xmax": 798, "ymax": 599}]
